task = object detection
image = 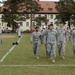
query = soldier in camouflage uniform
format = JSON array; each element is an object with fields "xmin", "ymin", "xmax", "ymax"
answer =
[
  {"xmin": 30, "ymin": 26, "xmax": 42, "ymax": 59},
  {"xmin": 66, "ymin": 27, "xmax": 70, "ymax": 41},
  {"xmin": 0, "ymin": 27, "xmax": 2, "ymax": 44},
  {"xmin": 57, "ymin": 22, "xmax": 66, "ymax": 59},
  {"xmin": 42, "ymin": 24, "xmax": 57, "ymax": 63},
  {"xmin": 70, "ymin": 27, "xmax": 75, "ymax": 56}
]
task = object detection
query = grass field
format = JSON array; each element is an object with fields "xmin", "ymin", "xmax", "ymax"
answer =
[{"xmin": 0, "ymin": 33, "xmax": 75, "ymax": 75}]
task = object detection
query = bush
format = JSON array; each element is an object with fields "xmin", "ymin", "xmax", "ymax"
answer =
[{"xmin": 23, "ymin": 30, "xmax": 32, "ymax": 33}]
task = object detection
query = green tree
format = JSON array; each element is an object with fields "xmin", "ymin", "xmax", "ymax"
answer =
[
  {"xmin": 34, "ymin": 15, "xmax": 49, "ymax": 27},
  {"xmin": 3, "ymin": 0, "xmax": 42, "ymax": 30},
  {"xmin": 70, "ymin": 15, "xmax": 75, "ymax": 26},
  {"xmin": 2, "ymin": 8, "xmax": 27, "ymax": 32},
  {"xmin": 2, "ymin": 9, "xmax": 18, "ymax": 32},
  {"xmin": 55, "ymin": 0, "xmax": 75, "ymax": 27},
  {"xmin": 24, "ymin": 0, "xmax": 42, "ymax": 30}
]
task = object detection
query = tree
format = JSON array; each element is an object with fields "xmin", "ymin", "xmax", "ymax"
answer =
[
  {"xmin": 70, "ymin": 15, "xmax": 75, "ymax": 26},
  {"xmin": 2, "ymin": 8, "xmax": 27, "ymax": 32},
  {"xmin": 23, "ymin": 0, "xmax": 42, "ymax": 30},
  {"xmin": 3, "ymin": 0, "xmax": 42, "ymax": 30},
  {"xmin": 34, "ymin": 15, "xmax": 49, "ymax": 27},
  {"xmin": 55, "ymin": 0, "xmax": 75, "ymax": 27},
  {"xmin": 2, "ymin": 8, "xmax": 18, "ymax": 32}
]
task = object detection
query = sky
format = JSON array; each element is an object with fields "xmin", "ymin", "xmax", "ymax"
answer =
[
  {"xmin": 0, "ymin": 0, "xmax": 59, "ymax": 2},
  {"xmin": 40, "ymin": 0, "xmax": 59, "ymax": 1}
]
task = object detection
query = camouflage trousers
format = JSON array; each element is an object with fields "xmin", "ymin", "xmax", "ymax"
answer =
[
  {"xmin": 47, "ymin": 43, "xmax": 56, "ymax": 59},
  {"xmin": 58, "ymin": 41, "xmax": 66, "ymax": 56},
  {"xmin": 33, "ymin": 43, "xmax": 41, "ymax": 57}
]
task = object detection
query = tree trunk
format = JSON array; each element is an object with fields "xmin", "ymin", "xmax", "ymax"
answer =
[
  {"xmin": 30, "ymin": 14, "xmax": 32, "ymax": 30},
  {"xmin": 12, "ymin": 24, "xmax": 15, "ymax": 32}
]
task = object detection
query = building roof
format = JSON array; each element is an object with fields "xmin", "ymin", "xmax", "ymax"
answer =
[
  {"xmin": 1, "ymin": 1, "xmax": 58, "ymax": 14},
  {"xmin": 38, "ymin": 1, "xmax": 58, "ymax": 13}
]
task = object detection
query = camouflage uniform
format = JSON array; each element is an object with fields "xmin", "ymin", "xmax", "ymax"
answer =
[
  {"xmin": 70, "ymin": 28, "xmax": 75, "ymax": 55},
  {"xmin": 42, "ymin": 29, "xmax": 57, "ymax": 59},
  {"xmin": 57, "ymin": 27, "xmax": 66, "ymax": 57},
  {"xmin": 30, "ymin": 31, "xmax": 41, "ymax": 57}
]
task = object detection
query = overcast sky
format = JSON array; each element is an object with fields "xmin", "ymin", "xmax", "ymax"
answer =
[
  {"xmin": 40, "ymin": 0, "xmax": 59, "ymax": 1},
  {"xmin": 0, "ymin": 0, "xmax": 59, "ymax": 1}
]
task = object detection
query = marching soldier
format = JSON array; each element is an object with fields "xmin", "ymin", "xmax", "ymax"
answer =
[
  {"xmin": 43, "ymin": 26, "xmax": 51, "ymax": 56},
  {"xmin": 70, "ymin": 26, "xmax": 75, "ymax": 57},
  {"xmin": 42, "ymin": 24, "xmax": 57, "ymax": 63},
  {"xmin": 57, "ymin": 22, "xmax": 66, "ymax": 59},
  {"xmin": 30, "ymin": 26, "xmax": 42, "ymax": 59}
]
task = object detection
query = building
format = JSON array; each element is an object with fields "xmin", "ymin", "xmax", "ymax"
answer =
[
  {"xmin": 0, "ymin": 1, "xmax": 68, "ymax": 31},
  {"xmin": 21, "ymin": 1, "xmax": 58, "ymax": 30},
  {"xmin": 18, "ymin": 1, "xmax": 58, "ymax": 31}
]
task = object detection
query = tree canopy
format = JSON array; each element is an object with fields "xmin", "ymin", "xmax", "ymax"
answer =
[
  {"xmin": 55, "ymin": 0, "xmax": 75, "ymax": 27},
  {"xmin": 2, "ymin": 0, "xmax": 42, "ymax": 31}
]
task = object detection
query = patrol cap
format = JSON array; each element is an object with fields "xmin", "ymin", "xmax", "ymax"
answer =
[
  {"xmin": 35, "ymin": 26, "xmax": 39, "ymax": 29},
  {"xmin": 48, "ymin": 24, "xmax": 53, "ymax": 27}
]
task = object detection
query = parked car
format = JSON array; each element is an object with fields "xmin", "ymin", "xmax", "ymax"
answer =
[{"xmin": 4, "ymin": 27, "xmax": 12, "ymax": 33}]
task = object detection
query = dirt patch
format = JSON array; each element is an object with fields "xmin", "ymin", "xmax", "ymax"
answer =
[{"xmin": 0, "ymin": 34, "xmax": 16, "ymax": 39}]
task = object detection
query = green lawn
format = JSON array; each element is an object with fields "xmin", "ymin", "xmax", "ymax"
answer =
[{"xmin": 0, "ymin": 33, "xmax": 75, "ymax": 75}]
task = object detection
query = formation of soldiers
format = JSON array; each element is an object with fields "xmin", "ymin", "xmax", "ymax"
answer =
[{"xmin": 30, "ymin": 22, "xmax": 75, "ymax": 63}]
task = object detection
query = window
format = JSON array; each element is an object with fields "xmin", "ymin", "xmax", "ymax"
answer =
[
  {"xmin": 19, "ymin": 22, "xmax": 23, "ymax": 26},
  {"xmin": 38, "ymin": 15, "xmax": 41, "ymax": 17},
  {"xmin": 41, "ymin": 8, "xmax": 44, "ymax": 11},
  {"xmin": 32, "ymin": 14, "xmax": 35, "ymax": 18},
  {"xmin": 50, "ymin": 15, "xmax": 53, "ymax": 19},
  {"xmin": 26, "ymin": 22, "xmax": 29, "ymax": 27},
  {"xmin": 32, "ymin": 22, "xmax": 35, "ymax": 26},
  {"xmin": 45, "ymin": 15, "xmax": 47, "ymax": 17},
  {"xmin": 48, "ymin": 8, "xmax": 53, "ymax": 11}
]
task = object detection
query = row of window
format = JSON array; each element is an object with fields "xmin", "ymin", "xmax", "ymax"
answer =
[
  {"xmin": 32, "ymin": 14, "xmax": 54, "ymax": 19},
  {"xmin": 20, "ymin": 22, "xmax": 53, "ymax": 27},
  {"xmin": 41, "ymin": 7, "xmax": 53, "ymax": 11}
]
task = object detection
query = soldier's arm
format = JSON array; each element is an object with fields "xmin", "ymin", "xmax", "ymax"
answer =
[
  {"xmin": 56, "ymin": 29, "xmax": 59, "ymax": 43},
  {"xmin": 56, "ymin": 30, "xmax": 58, "ymax": 40},
  {"xmin": 69, "ymin": 30, "xmax": 72, "ymax": 40},
  {"xmin": 41, "ymin": 30, "xmax": 48, "ymax": 44},
  {"xmin": 65, "ymin": 29, "xmax": 68, "ymax": 41},
  {"xmin": 65, "ymin": 30, "xmax": 67, "ymax": 41},
  {"xmin": 41, "ymin": 30, "xmax": 48, "ymax": 37}
]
